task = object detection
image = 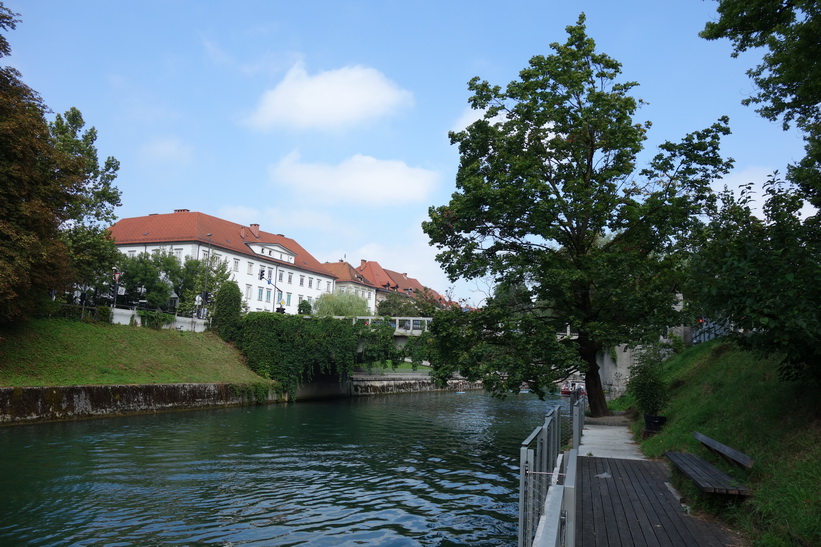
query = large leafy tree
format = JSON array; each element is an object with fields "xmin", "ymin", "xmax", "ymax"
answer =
[
  {"xmin": 50, "ymin": 107, "xmax": 122, "ymax": 295},
  {"xmin": 423, "ymin": 15, "xmax": 733, "ymax": 416},
  {"xmin": 701, "ymin": 0, "xmax": 820, "ymax": 205},
  {"xmin": 376, "ymin": 292, "xmax": 424, "ymax": 317},
  {"xmin": 0, "ymin": 5, "xmax": 74, "ymax": 322},
  {"xmin": 694, "ymin": 1, "xmax": 821, "ymax": 385}
]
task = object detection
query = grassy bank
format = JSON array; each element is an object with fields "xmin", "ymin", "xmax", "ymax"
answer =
[
  {"xmin": 618, "ymin": 340, "xmax": 820, "ymax": 546},
  {"xmin": 0, "ymin": 318, "xmax": 268, "ymax": 386}
]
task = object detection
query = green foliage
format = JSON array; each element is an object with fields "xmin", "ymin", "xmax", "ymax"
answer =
[
  {"xmin": 0, "ymin": 7, "xmax": 74, "ymax": 323},
  {"xmin": 137, "ymin": 310, "xmax": 174, "ymax": 330},
  {"xmin": 313, "ymin": 292, "xmax": 369, "ymax": 317},
  {"xmin": 689, "ymin": 178, "xmax": 821, "ymax": 385},
  {"xmin": 701, "ymin": 0, "xmax": 821, "ymax": 206},
  {"xmin": 633, "ymin": 341, "xmax": 820, "ymax": 546},
  {"xmin": 627, "ymin": 344, "xmax": 671, "ymax": 416},
  {"xmin": 422, "ymin": 14, "xmax": 732, "ymax": 415},
  {"xmin": 176, "ymin": 255, "xmax": 231, "ymax": 316},
  {"xmin": 211, "ymin": 281, "xmax": 243, "ymax": 342},
  {"xmin": 376, "ymin": 292, "xmax": 423, "ymax": 317},
  {"xmin": 238, "ymin": 314, "xmax": 401, "ymax": 399},
  {"xmin": 297, "ymin": 299, "xmax": 312, "ymax": 315}
]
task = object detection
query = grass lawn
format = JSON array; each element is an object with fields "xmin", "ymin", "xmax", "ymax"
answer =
[{"xmin": 0, "ymin": 318, "xmax": 267, "ymax": 386}]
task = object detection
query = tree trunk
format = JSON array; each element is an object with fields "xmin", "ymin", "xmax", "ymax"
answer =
[{"xmin": 580, "ymin": 339, "xmax": 610, "ymax": 417}]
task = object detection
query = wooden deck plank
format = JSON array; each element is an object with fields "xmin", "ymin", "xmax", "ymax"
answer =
[{"xmin": 577, "ymin": 456, "xmax": 737, "ymax": 546}]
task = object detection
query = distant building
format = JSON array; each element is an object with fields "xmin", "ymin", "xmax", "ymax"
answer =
[
  {"xmin": 108, "ymin": 209, "xmax": 335, "ymax": 314},
  {"xmin": 322, "ymin": 260, "xmax": 379, "ymax": 314},
  {"xmin": 355, "ymin": 259, "xmax": 449, "ymax": 310}
]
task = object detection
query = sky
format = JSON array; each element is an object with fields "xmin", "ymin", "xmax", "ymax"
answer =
[{"xmin": 3, "ymin": 0, "xmax": 806, "ymax": 305}]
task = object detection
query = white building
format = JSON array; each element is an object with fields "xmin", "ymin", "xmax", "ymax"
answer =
[{"xmin": 108, "ymin": 209, "xmax": 336, "ymax": 314}]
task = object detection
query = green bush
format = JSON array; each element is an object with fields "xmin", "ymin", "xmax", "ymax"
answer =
[
  {"xmin": 211, "ymin": 281, "xmax": 242, "ymax": 342},
  {"xmin": 137, "ymin": 310, "xmax": 174, "ymax": 330},
  {"xmin": 627, "ymin": 344, "xmax": 670, "ymax": 415}
]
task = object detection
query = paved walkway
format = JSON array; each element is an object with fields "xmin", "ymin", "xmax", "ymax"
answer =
[{"xmin": 578, "ymin": 414, "xmax": 645, "ymax": 460}]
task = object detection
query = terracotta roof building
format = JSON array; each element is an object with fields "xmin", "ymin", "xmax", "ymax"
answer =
[
  {"xmin": 322, "ymin": 260, "xmax": 379, "ymax": 314},
  {"xmin": 108, "ymin": 209, "xmax": 335, "ymax": 314}
]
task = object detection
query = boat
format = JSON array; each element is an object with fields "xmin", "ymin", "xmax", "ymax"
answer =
[{"xmin": 560, "ymin": 382, "xmax": 586, "ymax": 396}]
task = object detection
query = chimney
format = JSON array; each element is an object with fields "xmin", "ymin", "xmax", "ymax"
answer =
[
  {"xmin": 240, "ymin": 226, "xmax": 246, "ymax": 239},
  {"xmin": 360, "ymin": 259, "xmax": 367, "ymax": 268},
  {"xmin": 249, "ymin": 224, "xmax": 260, "ymax": 238},
  {"xmin": 174, "ymin": 209, "xmax": 190, "ymax": 213}
]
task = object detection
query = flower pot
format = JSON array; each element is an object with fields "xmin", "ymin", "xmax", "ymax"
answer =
[{"xmin": 644, "ymin": 414, "xmax": 667, "ymax": 432}]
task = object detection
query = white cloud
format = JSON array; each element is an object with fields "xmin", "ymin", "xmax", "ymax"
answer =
[
  {"xmin": 246, "ymin": 61, "xmax": 413, "ymax": 130},
  {"xmin": 269, "ymin": 151, "xmax": 439, "ymax": 205},
  {"xmin": 139, "ymin": 137, "xmax": 194, "ymax": 164}
]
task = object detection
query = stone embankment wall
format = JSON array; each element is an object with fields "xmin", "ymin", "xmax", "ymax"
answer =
[
  {"xmin": 350, "ymin": 373, "xmax": 482, "ymax": 395},
  {"xmin": 0, "ymin": 383, "xmax": 280, "ymax": 425},
  {"xmin": 0, "ymin": 373, "xmax": 482, "ymax": 425}
]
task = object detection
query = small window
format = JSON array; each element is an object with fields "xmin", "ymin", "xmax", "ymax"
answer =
[
  {"xmin": 288, "ymin": 272, "xmax": 293, "ymax": 284},
  {"xmin": 245, "ymin": 284, "xmax": 252, "ymax": 299},
  {"xmin": 286, "ymin": 293, "xmax": 292, "ymax": 305},
  {"xmin": 247, "ymin": 262, "xmax": 254, "ymax": 275},
  {"xmin": 276, "ymin": 290, "xmax": 282, "ymax": 303},
  {"xmin": 233, "ymin": 259, "xmax": 240, "ymax": 272},
  {"xmin": 299, "ymin": 276, "xmax": 305, "ymax": 287},
  {"xmin": 278, "ymin": 270, "xmax": 284, "ymax": 282},
  {"xmin": 267, "ymin": 267, "xmax": 273, "ymax": 279},
  {"xmin": 265, "ymin": 289, "xmax": 271, "ymax": 302},
  {"xmin": 257, "ymin": 288, "xmax": 263, "ymax": 301},
  {"xmin": 308, "ymin": 277, "xmax": 313, "ymax": 289}
]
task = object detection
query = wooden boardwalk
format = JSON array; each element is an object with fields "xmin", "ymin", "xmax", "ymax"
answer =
[{"xmin": 576, "ymin": 456, "xmax": 739, "ymax": 546}]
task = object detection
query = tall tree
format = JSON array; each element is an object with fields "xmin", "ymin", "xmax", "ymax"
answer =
[
  {"xmin": 701, "ymin": 0, "xmax": 820, "ymax": 205},
  {"xmin": 0, "ymin": 4, "xmax": 73, "ymax": 322},
  {"xmin": 50, "ymin": 107, "xmax": 122, "ymax": 293},
  {"xmin": 694, "ymin": 1, "xmax": 821, "ymax": 385},
  {"xmin": 423, "ymin": 15, "xmax": 733, "ymax": 416}
]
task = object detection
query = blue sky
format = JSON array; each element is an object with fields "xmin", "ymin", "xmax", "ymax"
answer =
[{"xmin": 4, "ymin": 1, "xmax": 805, "ymax": 304}]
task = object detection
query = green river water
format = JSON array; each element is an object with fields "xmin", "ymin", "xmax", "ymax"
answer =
[{"xmin": 0, "ymin": 390, "xmax": 566, "ymax": 546}]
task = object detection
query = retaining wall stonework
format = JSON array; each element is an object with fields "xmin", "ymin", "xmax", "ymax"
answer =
[{"xmin": 0, "ymin": 383, "xmax": 280, "ymax": 425}]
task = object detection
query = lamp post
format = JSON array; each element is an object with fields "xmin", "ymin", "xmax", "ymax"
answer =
[{"xmin": 203, "ymin": 232, "xmax": 212, "ymax": 318}]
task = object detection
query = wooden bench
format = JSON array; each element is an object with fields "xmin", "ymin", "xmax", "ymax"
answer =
[{"xmin": 665, "ymin": 431, "xmax": 753, "ymax": 496}]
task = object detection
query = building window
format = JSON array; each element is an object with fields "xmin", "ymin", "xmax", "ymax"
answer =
[
  {"xmin": 286, "ymin": 293, "xmax": 292, "ymax": 306},
  {"xmin": 278, "ymin": 270, "xmax": 284, "ymax": 282},
  {"xmin": 174, "ymin": 249, "xmax": 183, "ymax": 262},
  {"xmin": 326, "ymin": 281, "xmax": 331, "ymax": 293},
  {"xmin": 288, "ymin": 272, "xmax": 293, "ymax": 284},
  {"xmin": 245, "ymin": 284, "xmax": 252, "ymax": 299},
  {"xmin": 299, "ymin": 275, "xmax": 305, "ymax": 287},
  {"xmin": 247, "ymin": 262, "xmax": 254, "ymax": 275},
  {"xmin": 265, "ymin": 289, "xmax": 271, "ymax": 302},
  {"xmin": 267, "ymin": 267, "xmax": 273, "ymax": 280},
  {"xmin": 308, "ymin": 277, "xmax": 313, "ymax": 289},
  {"xmin": 276, "ymin": 290, "xmax": 282, "ymax": 303},
  {"xmin": 307, "ymin": 296, "xmax": 313, "ymax": 304},
  {"xmin": 233, "ymin": 259, "xmax": 240, "ymax": 272},
  {"xmin": 128, "ymin": 250, "xmax": 136, "ymax": 258},
  {"xmin": 202, "ymin": 250, "xmax": 209, "ymax": 261},
  {"xmin": 298, "ymin": 295, "xmax": 303, "ymax": 303},
  {"xmin": 257, "ymin": 288, "xmax": 263, "ymax": 301}
]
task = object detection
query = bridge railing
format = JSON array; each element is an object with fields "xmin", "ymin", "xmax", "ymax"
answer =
[{"xmin": 343, "ymin": 316, "xmax": 433, "ymax": 336}]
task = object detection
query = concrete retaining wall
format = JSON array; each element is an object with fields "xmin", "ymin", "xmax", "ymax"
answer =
[
  {"xmin": 350, "ymin": 373, "xmax": 482, "ymax": 395},
  {"xmin": 0, "ymin": 383, "xmax": 280, "ymax": 425}
]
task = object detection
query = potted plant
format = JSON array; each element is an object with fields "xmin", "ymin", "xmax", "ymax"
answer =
[{"xmin": 627, "ymin": 346, "xmax": 671, "ymax": 432}]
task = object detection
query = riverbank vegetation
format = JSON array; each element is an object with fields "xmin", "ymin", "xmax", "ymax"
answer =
[{"xmin": 615, "ymin": 339, "xmax": 820, "ymax": 546}]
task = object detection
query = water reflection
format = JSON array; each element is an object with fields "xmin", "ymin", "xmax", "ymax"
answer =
[{"xmin": 0, "ymin": 391, "xmax": 564, "ymax": 546}]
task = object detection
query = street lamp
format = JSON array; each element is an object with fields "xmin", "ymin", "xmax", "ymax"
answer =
[{"xmin": 202, "ymin": 233, "xmax": 212, "ymax": 319}]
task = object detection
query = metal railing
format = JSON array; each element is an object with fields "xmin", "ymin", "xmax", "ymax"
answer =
[
  {"xmin": 518, "ymin": 406, "xmax": 562, "ymax": 547},
  {"xmin": 519, "ymin": 397, "xmax": 586, "ymax": 547}
]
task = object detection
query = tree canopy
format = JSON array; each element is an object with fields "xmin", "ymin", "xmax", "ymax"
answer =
[
  {"xmin": 313, "ymin": 292, "xmax": 369, "ymax": 317},
  {"xmin": 701, "ymin": 0, "xmax": 820, "ymax": 205},
  {"xmin": 423, "ymin": 14, "xmax": 733, "ymax": 416}
]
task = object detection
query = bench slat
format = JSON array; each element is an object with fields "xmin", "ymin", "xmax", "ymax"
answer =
[
  {"xmin": 694, "ymin": 431, "xmax": 753, "ymax": 469},
  {"xmin": 665, "ymin": 451, "xmax": 751, "ymax": 496}
]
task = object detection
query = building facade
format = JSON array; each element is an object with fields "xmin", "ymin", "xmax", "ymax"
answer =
[{"xmin": 108, "ymin": 209, "xmax": 336, "ymax": 314}]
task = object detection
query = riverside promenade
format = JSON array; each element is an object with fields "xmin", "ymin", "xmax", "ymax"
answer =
[{"xmin": 575, "ymin": 415, "xmax": 742, "ymax": 546}]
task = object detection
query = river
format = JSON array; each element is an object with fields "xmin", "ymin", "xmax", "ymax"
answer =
[{"xmin": 0, "ymin": 390, "xmax": 566, "ymax": 546}]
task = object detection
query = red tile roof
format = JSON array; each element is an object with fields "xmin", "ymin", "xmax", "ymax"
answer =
[
  {"xmin": 108, "ymin": 210, "xmax": 334, "ymax": 277},
  {"xmin": 323, "ymin": 261, "xmax": 377, "ymax": 288}
]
